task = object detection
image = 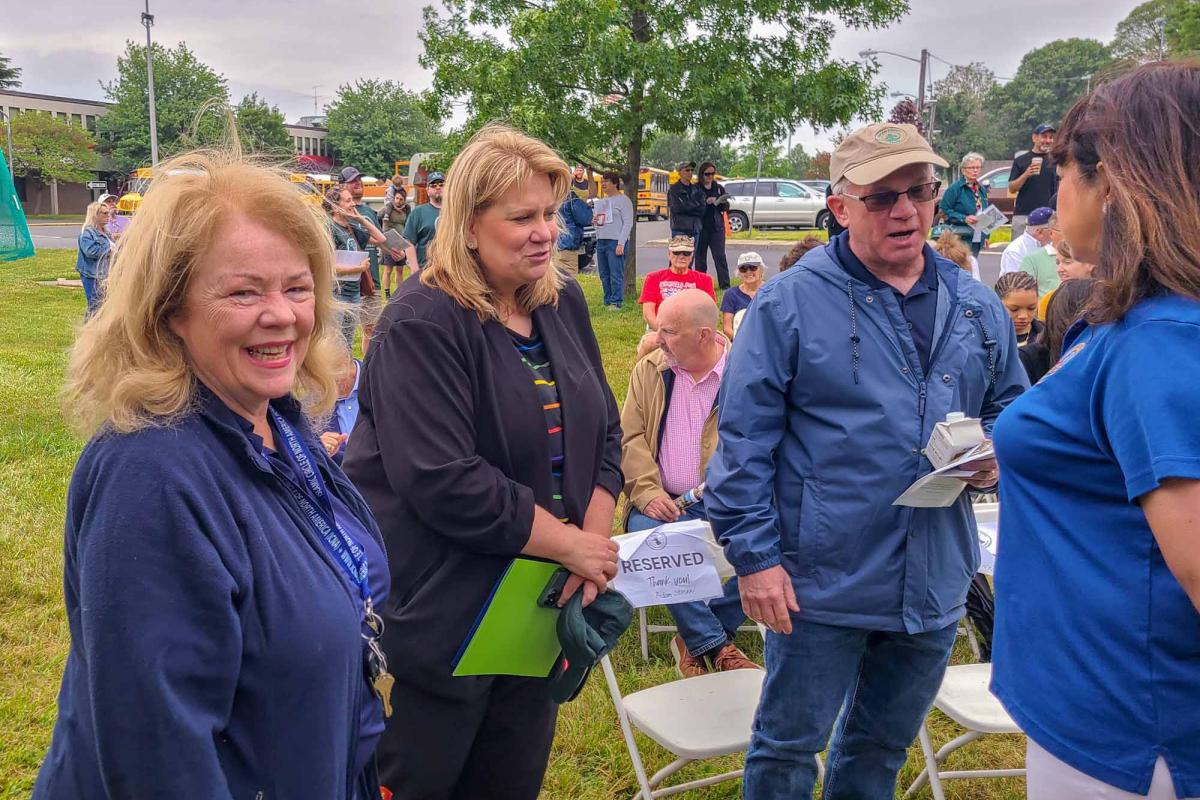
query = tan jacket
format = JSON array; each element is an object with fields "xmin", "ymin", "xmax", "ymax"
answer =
[{"xmin": 620, "ymin": 338, "xmax": 729, "ymax": 516}]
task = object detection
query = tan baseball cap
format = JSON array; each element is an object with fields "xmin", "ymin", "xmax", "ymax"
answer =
[
  {"xmin": 830, "ymin": 123, "xmax": 948, "ymax": 187},
  {"xmin": 667, "ymin": 235, "xmax": 695, "ymax": 253}
]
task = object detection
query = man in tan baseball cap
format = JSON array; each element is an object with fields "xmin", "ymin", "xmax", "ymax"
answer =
[
  {"xmin": 704, "ymin": 119, "xmax": 1025, "ymax": 799},
  {"xmin": 826, "ymin": 123, "xmax": 949, "ymax": 283}
]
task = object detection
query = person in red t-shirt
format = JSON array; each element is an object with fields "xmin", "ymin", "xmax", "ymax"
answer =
[{"xmin": 640, "ymin": 235, "xmax": 717, "ymax": 328}]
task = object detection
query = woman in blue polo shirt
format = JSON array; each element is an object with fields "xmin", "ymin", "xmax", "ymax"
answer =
[{"xmin": 991, "ymin": 63, "xmax": 1200, "ymax": 799}]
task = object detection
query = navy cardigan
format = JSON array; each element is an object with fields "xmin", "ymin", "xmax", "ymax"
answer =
[{"xmin": 34, "ymin": 390, "xmax": 386, "ymax": 800}]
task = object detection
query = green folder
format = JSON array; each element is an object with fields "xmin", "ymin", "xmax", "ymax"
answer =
[{"xmin": 452, "ymin": 558, "xmax": 564, "ymax": 677}]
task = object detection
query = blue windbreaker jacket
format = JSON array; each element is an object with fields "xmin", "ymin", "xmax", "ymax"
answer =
[{"xmin": 706, "ymin": 240, "xmax": 1027, "ymax": 634}]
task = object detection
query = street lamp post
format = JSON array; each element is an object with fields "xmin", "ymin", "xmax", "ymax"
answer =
[
  {"xmin": 861, "ymin": 48, "xmax": 931, "ymax": 121},
  {"xmin": 142, "ymin": 0, "xmax": 160, "ymax": 166}
]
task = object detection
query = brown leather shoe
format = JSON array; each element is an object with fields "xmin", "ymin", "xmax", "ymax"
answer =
[
  {"xmin": 670, "ymin": 635, "xmax": 708, "ymax": 678},
  {"xmin": 711, "ymin": 642, "xmax": 763, "ymax": 672}
]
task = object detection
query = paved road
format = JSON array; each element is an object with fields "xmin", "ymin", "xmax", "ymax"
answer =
[
  {"xmin": 631, "ymin": 219, "xmax": 1003, "ymax": 285},
  {"xmin": 29, "ymin": 222, "xmax": 83, "ymax": 252},
  {"xmin": 31, "ymin": 218, "xmax": 1003, "ymax": 286}
]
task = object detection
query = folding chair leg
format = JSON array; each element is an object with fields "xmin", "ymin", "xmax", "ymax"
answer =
[
  {"xmin": 905, "ymin": 722, "xmax": 947, "ymax": 800},
  {"xmin": 639, "ymin": 607, "xmax": 649, "ymax": 661},
  {"xmin": 602, "ymin": 657, "xmax": 656, "ymax": 800}
]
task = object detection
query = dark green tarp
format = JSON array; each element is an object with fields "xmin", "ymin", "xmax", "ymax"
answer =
[{"xmin": 0, "ymin": 149, "xmax": 34, "ymax": 262}]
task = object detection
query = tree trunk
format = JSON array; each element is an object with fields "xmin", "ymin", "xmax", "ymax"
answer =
[
  {"xmin": 624, "ymin": 7, "xmax": 651, "ymax": 303},
  {"xmin": 623, "ymin": 125, "xmax": 642, "ymax": 302}
]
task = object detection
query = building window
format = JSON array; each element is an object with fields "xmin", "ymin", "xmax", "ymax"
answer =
[{"xmin": 72, "ymin": 113, "xmax": 83, "ymax": 127}]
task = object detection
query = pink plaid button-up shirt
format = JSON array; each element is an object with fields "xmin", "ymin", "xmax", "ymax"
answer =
[{"xmin": 657, "ymin": 350, "xmax": 727, "ymax": 496}]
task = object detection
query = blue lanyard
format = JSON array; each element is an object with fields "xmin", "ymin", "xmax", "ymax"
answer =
[{"xmin": 268, "ymin": 409, "xmax": 372, "ymax": 612}]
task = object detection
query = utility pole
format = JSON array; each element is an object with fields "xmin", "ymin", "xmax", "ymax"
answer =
[
  {"xmin": 142, "ymin": 0, "xmax": 160, "ymax": 166},
  {"xmin": 748, "ymin": 148, "xmax": 764, "ymax": 234},
  {"xmin": 916, "ymin": 48, "xmax": 929, "ymax": 122}
]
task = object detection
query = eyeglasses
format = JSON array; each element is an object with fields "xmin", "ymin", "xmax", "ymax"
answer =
[
  {"xmin": 840, "ymin": 180, "xmax": 941, "ymax": 213},
  {"xmin": 702, "ymin": 171, "xmax": 716, "ymax": 177},
  {"xmin": 738, "ymin": 264, "xmax": 760, "ymax": 272},
  {"xmin": 670, "ymin": 251, "xmax": 693, "ymax": 257}
]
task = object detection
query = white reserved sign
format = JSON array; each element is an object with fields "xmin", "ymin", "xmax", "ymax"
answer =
[{"xmin": 611, "ymin": 519, "xmax": 727, "ymax": 608}]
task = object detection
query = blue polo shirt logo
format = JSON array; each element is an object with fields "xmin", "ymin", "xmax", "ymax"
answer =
[{"xmin": 1043, "ymin": 341, "xmax": 1087, "ymax": 380}]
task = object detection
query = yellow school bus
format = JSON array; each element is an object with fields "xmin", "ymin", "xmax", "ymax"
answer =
[
  {"xmin": 586, "ymin": 168, "xmax": 672, "ymax": 220},
  {"xmin": 637, "ymin": 168, "xmax": 671, "ymax": 219}
]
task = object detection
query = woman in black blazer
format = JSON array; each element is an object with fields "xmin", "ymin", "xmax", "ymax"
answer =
[{"xmin": 343, "ymin": 125, "xmax": 623, "ymax": 800}]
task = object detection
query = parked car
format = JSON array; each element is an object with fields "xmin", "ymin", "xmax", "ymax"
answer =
[
  {"xmin": 935, "ymin": 166, "xmax": 1016, "ymax": 220},
  {"xmin": 722, "ymin": 178, "xmax": 830, "ymax": 232},
  {"xmin": 800, "ymin": 179, "xmax": 831, "ymax": 194}
]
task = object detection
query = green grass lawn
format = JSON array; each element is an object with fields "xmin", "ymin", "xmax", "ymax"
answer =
[
  {"xmin": 0, "ymin": 251, "xmax": 1025, "ymax": 798},
  {"xmin": 23, "ymin": 215, "xmax": 85, "ymax": 223},
  {"xmin": 728, "ymin": 227, "xmax": 1012, "ymax": 246}
]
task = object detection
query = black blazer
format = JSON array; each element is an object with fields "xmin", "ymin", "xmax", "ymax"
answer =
[{"xmin": 344, "ymin": 277, "xmax": 622, "ymax": 700}]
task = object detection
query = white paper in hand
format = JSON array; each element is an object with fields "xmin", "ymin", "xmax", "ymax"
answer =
[
  {"xmin": 894, "ymin": 442, "xmax": 995, "ymax": 508},
  {"xmin": 611, "ymin": 519, "xmax": 726, "ymax": 608}
]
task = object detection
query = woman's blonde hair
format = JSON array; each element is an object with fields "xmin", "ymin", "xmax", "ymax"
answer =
[
  {"xmin": 63, "ymin": 149, "xmax": 344, "ymax": 436},
  {"xmin": 421, "ymin": 124, "xmax": 569, "ymax": 319},
  {"xmin": 934, "ymin": 230, "xmax": 973, "ymax": 272},
  {"xmin": 83, "ymin": 201, "xmax": 105, "ymax": 231}
]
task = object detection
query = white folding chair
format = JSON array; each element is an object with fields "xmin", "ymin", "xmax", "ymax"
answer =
[
  {"xmin": 602, "ymin": 655, "xmax": 823, "ymax": 798},
  {"xmin": 904, "ymin": 663, "xmax": 1025, "ymax": 800}
]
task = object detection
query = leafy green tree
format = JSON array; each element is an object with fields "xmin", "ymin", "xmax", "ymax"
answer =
[
  {"xmin": 234, "ymin": 93, "xmax": 291, "ymax": 155},
  {"xmin": 930, "ymin": 63, "xmax": 1003, "ymax": 167},
  {"xmin": 988, "ymin": 38, "xmax": 1113, "ymax": 158},
  {"xmin": 1111, "ymin": 0, "xmax": 1175, "ymax": 64},
  {"xmin": 97, "ymin": 41, "xmax": 229, "ymax": 171},
  {"xmin": 727, "ymin": 144, "xmax": 792, "ymax": 179},
  {"xmin": 0, "ymin": 52, "xmax": 21, "ymax": 89},
  {"xmin": 1167, "ymin": 0, "xmax": 1200, "ymax": 53},
  {"xmin": 2, "ymin": 111, "xmax": 99, "ymax": 183},
  {"xmin": 324, "ymin": 80, "xmax": 444, "ymax": 178},
  {"xmin": 785, "ymin": 145, "xmax": 812, "ymax": 180},
  {"xmin": 644, "ymin": 132, "xmax": 737, "ymax": 171},
  {"xmin": 419, "ymin": 0, "xmax": 904, "ymax": 298},
  {"xmin": 644, "ymin": 133, "xmax": 692, "ymax": 169}
]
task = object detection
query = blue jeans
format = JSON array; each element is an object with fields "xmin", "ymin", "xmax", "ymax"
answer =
[
  {"xmin": 743, "ymin": 618, "xmax": 957, "ymax": 799},
  {"xmin": 334, "ymin": 280, "xmax": 362, "ymax": 349},
  {"xmin": 80, "ymin": 274, "xmax": 102, "ymax": 318},
  {"xmin": 595, "ymin": 239, "xmax": 625, "ymax": 306},
  {"xmin": 627, "ymin": 506, "xmax": 745, "ymax": 658}
]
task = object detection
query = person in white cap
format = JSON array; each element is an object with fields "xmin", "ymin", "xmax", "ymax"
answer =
[
  {"xmin": 705, "ymin": 122, "xmax": 1028, "ymax": 799},
  {"xmin": 720, "ymin": 251, "xmax": 764, "ymax": 339}
]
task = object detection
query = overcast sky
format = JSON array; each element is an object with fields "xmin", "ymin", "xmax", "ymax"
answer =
[{"xmin": 4, "ymin": 0, "xmax": 1137, "ymax": 154}]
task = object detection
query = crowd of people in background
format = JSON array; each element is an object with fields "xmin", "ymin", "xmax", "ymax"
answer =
[{"xmin": 45, "ymin": 60, "xmax": 1200, "ymax": 800}]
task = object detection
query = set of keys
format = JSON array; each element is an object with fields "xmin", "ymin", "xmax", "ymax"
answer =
[{"xmin": 364, "ymin": 601, "xmax": 394, "ymax": 718}]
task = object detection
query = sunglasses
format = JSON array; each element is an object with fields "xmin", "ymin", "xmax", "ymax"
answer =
[
  {"xmin": 841, "ymin": 180, "xmax": 942, "ymax": 213},
  {"xmin": 738, "ymin": 264, "xmax": 760, "ymax": 272},
  {"xmin": 702, "ymin": 171, "xmax": 716, "ymax": 177},
  {"xmin": 670, "ymin": 250, "xmax": 693, "ymax": 256}
]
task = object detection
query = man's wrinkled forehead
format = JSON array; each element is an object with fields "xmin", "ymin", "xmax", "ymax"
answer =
[{"xmin": 846, "ymin": 162, "xmax": 935, "ymax": 196}]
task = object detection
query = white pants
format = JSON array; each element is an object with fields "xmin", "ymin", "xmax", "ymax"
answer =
[{"xmin": 1027, "ymin": 740, "xmax": 1194, "ymax": 800}]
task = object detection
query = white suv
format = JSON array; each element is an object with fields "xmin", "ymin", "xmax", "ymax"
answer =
[{"xmin": 722, "ymin": 179, "xmax": 830, "ymax": 232}]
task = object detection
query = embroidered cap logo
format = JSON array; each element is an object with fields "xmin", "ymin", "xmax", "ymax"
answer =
[{"xmin": 875, "ymin": 127, "xmax": 907, "ymax": 146}]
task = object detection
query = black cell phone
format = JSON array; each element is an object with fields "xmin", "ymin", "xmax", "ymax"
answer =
[{"xmin": 538, "ymin": 568, "xmax": 571, "ymax": 608}]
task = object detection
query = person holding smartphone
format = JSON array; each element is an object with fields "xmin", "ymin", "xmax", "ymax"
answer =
[{"xmin": 325, "ymin": 186, "xmax": 386, "ymax": 348}]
